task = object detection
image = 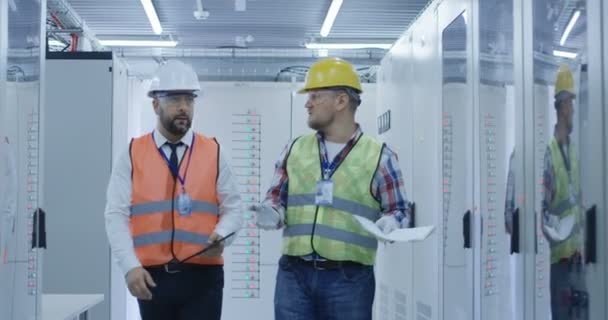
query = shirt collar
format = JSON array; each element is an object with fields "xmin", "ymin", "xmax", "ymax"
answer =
[
  {"xmin": 316, "ymin": 123, "xmax": 362, "ymax": 143},
  {"xmin": 153, "ymin": 129, "xmax": 194, "ymax": 149}
]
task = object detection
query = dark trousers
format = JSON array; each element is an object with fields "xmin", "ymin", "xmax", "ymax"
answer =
[
  {"xmin": 138, "ymin": 265, "xmax": 224, "ymax": 320},
  {"xmin": 550, "ymin": 255, "xmax": 588, "ymax": 320}
]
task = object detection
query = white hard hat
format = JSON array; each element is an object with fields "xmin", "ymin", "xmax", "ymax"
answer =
[{"xmin": 147, "ymin": 60, "xmax": 201, "ymax": 98}]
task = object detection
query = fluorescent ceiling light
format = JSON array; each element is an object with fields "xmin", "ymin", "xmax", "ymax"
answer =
[
  {"xmin": 560, "ymin": 10, "xmax": 580, "ymax": 46},
  {"xmin": 99, "ymin": 39, "xmax": 178, "ymax": 47},
  {"xmin": 140, "ymin": 0, "xmax": 163, "ymax": 35},
  {"xmin": 553, "ymin": 50, "xmax": 577, "ymax": 59},
  {"xmin": 320, "ymin": 0, "xmax": 343, "ymax": 37},
  {"xmin": 306, "ymin": 43, "xmax": 392, "ymax": 50}
]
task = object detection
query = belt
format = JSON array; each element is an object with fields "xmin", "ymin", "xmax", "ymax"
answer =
[
  {"xmin": 556, "ymin": 252, "xmax": 582, "ymax": 265},
  {"xmin": 287, "ymin": 255, "xmax": 365, "ymax": 270},
  {"xmin": 146, "ymin": 261, "xmax": 221, "ymax": 274}
]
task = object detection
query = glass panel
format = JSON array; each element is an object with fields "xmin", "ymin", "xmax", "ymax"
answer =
[
  {"xmin": 533, "ymin": 0, "xmax": 594, "ymax": 319},
  {"xmin": 478, "ymin": 1, "xmax": 519, "ymax": 320},
  {"xmin": 441, "ymin": 11, "xmax": 472, "ymax": 320},
  {"xmin": 0, "ymin": 0, "xmax": 43, "ymax": 319}
]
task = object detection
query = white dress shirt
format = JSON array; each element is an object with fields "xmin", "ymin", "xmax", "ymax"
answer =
[{"xmin": 104, "ymin": 129, "xmax": 243, "ymax": 276}]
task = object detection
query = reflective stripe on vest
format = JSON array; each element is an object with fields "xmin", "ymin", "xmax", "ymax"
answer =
[
  {"xmin": 547, "ymin": 139, "xmax": 582, "ymax": 264},
  {"xmin": 287, "ymin": 194, "xmax": 378, "ymax": 221},
  {"xmin": 284, "ymin": 133, "xmax": 383, "ymax": 265},
  {"xmin": 283, "ymin": 224, "xmax": 377, "ymax": 249},
  {"xmin": 130, "ymin": 200, "xmax": 219, "ymax": 216},
  {"xmin": 133, "ymin": 230, "xmax": 210, "ymax": 247},
  {"xmin": 129, "ymin": 132, "xmax": 222, "ymax": 266}
]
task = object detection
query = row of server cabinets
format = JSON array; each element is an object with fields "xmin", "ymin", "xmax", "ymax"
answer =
[
  {"xmin": 374, "ymin": 0, "xmax": 608, "ymax": 320},
  {"xmin": 0, "ymin": 0, "xmax": 45, "ymax": 319}
]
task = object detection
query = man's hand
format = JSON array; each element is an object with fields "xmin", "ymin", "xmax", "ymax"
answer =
[
  {"xmin": 251, "ymin": 204, "xmax": 283, "ymax": 230},
  {"xmin": 126, "ymin": 267, "xmax": 156, "ymax": 300},
  {"xmin": 375, "ymin": 215, "xmax": 400, "ymax": 234},
  {"xmin": 201, "ymin": 232, "xmax": 224, "ymax": 257}
]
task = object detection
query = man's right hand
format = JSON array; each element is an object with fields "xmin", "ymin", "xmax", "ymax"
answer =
[
  {"xmin": 126, "ymin": 267, "xmax": 156, "ymax": 300},
  {"xmin": 250, "ymin": 204, "xmax": 283, "ymax": 230}
]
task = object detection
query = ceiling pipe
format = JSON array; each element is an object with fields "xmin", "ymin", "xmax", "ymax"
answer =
[
  {"xmin": 47, "ymin": 0, "xmax": 102, "ymax": 50},
  {"xmin": 114, "ymin": 47, "xmax": 387, "ymax": 60}
]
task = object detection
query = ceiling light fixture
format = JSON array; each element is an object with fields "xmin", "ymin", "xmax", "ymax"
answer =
[
  {"xmin": 553, "ymin": 50, "xmax": 577, "ymax": 59},
  {"xmin": 320, "ymin": 0, "xmax": 343, "ymax": 37},
  {"xmin": 560, "ymin": 10, "xmax": 580, "ymax": 46},
  {"xmin": 99, "ymin": 39, "xmax": 178, "ymax": 47},
  {"xmin": 306, "ymin": 42, "xmax": 392, "ymax": 50},
  {"xmin": 140, "ymin": 0, "xmax": 163, "ymax": 35}
]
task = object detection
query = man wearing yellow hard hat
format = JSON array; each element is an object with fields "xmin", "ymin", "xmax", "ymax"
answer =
[
  {"xmin": 252, "ymin": 57, "xmax": 412, "ymax": 319},
  {"xmin": 541, "ymin": 65, "xmax": 588, "ymax": 319}
]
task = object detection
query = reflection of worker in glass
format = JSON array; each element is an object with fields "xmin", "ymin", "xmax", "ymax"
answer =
[
  {"xmin": 541, "ymin": 65, "xmax": 587, "ymax": 320},
  {"xmin": 504, "ymin": 150, "xmax": 515, "ymax": 236}
]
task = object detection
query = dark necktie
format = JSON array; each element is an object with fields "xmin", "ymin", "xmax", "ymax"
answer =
[{"xmin": 167, "ymin": 142, "xmax": 182, "ymax": 177}]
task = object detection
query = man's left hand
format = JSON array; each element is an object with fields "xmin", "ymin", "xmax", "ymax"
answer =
[
  {"xmin": 201, "ymin": 232, "xmax": 224, "ymax": 257},
  {"xmin": 375, "ymin": 215, "xmax": 400, "ymax": 234}
]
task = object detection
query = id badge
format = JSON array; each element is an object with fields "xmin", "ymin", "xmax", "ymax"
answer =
[
  {"xmin": 315, "ymin": 179, "xmax": 334, "ymax": 206},
  {"xmin": 177, "ymin": 191, "xmax": 192, "ymax": 216}
]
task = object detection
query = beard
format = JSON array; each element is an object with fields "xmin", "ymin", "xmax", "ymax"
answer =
[
  {"xmin": 160, "ymin": 109, "xmax": 191, "ymax": 136},
  {"xmin": 307, "ymin": 113, "xmax": 333, "ymax": 131}
]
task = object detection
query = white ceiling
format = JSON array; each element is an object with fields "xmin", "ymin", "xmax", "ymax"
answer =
[{"xmin": 62, "ymin": 0, "xmax": 432, "ymax": 49}]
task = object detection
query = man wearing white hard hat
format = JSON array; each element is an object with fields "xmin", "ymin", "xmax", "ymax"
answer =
[{"xmin": 104, "ymin": 60, "xmax": 243, "ymax": 320}]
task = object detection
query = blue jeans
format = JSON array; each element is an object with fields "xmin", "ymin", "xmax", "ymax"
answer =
[{"xmin": 274, "ymin": 255, "xmax": 375, "ymax": 320}]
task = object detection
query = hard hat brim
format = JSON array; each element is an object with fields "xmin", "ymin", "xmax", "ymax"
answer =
[
  {"xmin": 148, "ymin": 89, "xmax": 200, "ymax": 98},
  {"xmin": 555, "ymin": 90, "xmax": 576, "ymax": 101},
  {"xmin": 297, "ymin": 85, "xmax": 363, "ymax": 94}
]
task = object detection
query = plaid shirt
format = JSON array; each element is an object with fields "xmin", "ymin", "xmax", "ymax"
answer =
[{"xmin": 262, "ymin": 126, "xmax": 411, "ymax": 227}]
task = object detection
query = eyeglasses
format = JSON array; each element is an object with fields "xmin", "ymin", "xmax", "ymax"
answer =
[
  {"xmin": 307, "ymin": 90, "xmax": 339, "ymax": 102},
  {"xmin": 158, "ymin": 95, "xmax": 195, "ymax": 106}
]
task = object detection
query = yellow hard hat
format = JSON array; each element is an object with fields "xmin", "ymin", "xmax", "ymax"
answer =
[
  {"xmin": 554, "ymin": 64, "xmax": 576, "ymax": 100},
  {"xmin": 298, "ymin": 57, "xmax": 363, "ymax": 94}
]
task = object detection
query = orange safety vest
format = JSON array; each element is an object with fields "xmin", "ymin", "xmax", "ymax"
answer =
[{"xmin": 129, "ymin": 132, "xmax": 222, "ymax": 266}]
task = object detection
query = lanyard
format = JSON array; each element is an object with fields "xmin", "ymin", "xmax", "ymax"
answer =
[
  {"xmin": 558, "ymin": 142, "xmax": 571, "ymax": 172},
  {"xmin": 558, "ymin": 142, "xmax": 573, "ymax": 185},
  {"xmin": 154, "ymin": 133, "xmax": 195, "ymax": 188},
  {"xmin": 318, "ymin": 133, "xmax": 358, "ymax": 180}
]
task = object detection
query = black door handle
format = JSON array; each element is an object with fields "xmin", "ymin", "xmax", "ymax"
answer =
[
  {"xmin": 510, "ymin": 208, "xmax": 520, "ymax": 254},
  {"xmin": 408, "ymin": 202, "xmax": 416, "ymax": 228},
  {"xmin": 31, "ymin": 208, "xmax": 47, "ymax": 249},
  {"xmin": 585, "ymin": 205, "xmax": 597, "ymax": 264},
  {"xmin": 463, "ymin": 210, "xmax": 471, "ymax": 248}
]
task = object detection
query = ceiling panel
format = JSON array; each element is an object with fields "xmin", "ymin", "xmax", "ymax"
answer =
[{"xmin": 64, "ymin": 0, "xmax": 432, "ymax": 49}]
